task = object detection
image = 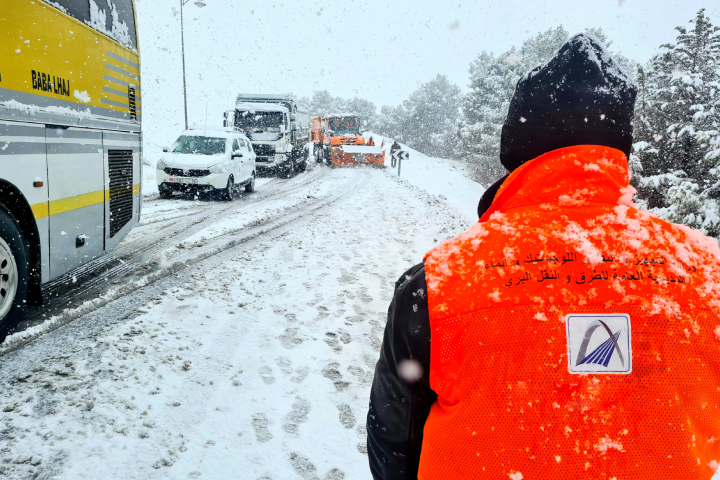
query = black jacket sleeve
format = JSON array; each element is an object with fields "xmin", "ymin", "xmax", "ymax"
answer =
[{"xmin": 367, "ymin": 262, "xmax": 436, "ymax": 480}]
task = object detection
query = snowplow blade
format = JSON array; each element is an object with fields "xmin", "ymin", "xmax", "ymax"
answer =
[{"xmin": 330, "ymin": 146, "xmax": 385, "ymax": 167}]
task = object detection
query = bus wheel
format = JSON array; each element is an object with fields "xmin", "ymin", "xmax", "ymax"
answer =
[{"xmin": 0, "ymin": 209, "xmax": 29, "ymax": 343}]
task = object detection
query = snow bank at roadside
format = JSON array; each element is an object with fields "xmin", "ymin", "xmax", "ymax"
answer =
[
  {"xmin": 142, "ymin": 165, "xmax": 159, "ymax": 197},
  {"xmin": 365, "ymin": 133, "xmax": 485, "ymax": 223}
]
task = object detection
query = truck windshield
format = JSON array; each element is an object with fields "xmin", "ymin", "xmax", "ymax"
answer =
[
  {"xmin": 329, "ymin": 117, "xmax": 360, "ymax": 136},
  {"xmin": 236, "ymin": 111, "xmax": 284, "ymax": 131},
  {"xmin": 172, "ymin": 136, "xmax": 226, "ymax": 155}
]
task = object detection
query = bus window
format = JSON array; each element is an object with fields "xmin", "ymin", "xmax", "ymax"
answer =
[
  {"xmin": 42, "ymin": 0, "xmax": 89, "ymax": 23},
  {"xmin": 46, "ymin": 0, "xmax": 138, "ymax": 50}
]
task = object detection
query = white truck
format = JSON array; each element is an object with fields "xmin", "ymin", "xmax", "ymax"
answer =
[{"xmin": 224, "ymin": 94, "xmax": 310, "ymax": 177}]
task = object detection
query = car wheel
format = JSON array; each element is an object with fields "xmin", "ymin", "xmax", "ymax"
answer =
[
  {"xmin": 222, "ymin": 176, "xmax": 235, "ymax": 201},
  {"xmin": 245, "ymin": 172, "xmax": 256, "ymax": 192},
  {"xmin": 0, "ymin": 209, "xmax": 29, "ymax": 344}
]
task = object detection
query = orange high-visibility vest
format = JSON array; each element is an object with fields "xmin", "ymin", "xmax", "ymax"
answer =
[{"xmin": 420, "ymin": 145, "xmax": 720, "ymax": 480}]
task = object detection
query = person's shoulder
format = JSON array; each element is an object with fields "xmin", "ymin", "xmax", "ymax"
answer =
[{"xmin": 394, "ymin": 262, "xmax": 426, "ymax": 295}]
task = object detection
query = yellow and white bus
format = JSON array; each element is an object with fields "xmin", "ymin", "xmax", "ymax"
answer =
[{"xmin": 0, "ymin": 0, "xmax": 142, "ymax": 341}]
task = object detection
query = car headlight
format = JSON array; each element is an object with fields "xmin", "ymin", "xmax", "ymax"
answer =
[
  {"xmin": 208, "ymin": 163, "xmax": 226, "ymax": 174},
  {"xmin": 156, "ymin": 159, "xmax": 167, "ymax": 170}
]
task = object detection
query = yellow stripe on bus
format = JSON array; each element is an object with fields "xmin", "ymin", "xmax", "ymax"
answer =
[
  {"xmin": 31, "ymin": 202, "xmax": 49, "ymax": 219},
  {"xmin": 49, "ymin": 190, "xmax": 105, "ymax": 216},
  {"xmin": 30, "ymin": 184, "xmax": 140, "ymax": 219}
]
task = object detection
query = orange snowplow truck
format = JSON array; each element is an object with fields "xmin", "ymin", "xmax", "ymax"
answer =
[{"xmin": 311, "ymin": 114, "xmax": 384, "ymax": 167}]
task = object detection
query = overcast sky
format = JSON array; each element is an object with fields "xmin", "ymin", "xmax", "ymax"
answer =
[{"xmin": 135, "ymin": 0, "xmax": 720, "ymax": 147}]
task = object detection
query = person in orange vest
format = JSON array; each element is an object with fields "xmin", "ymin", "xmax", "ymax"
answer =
[
  {"xmin": 369, "ymin": 136, "xmax": 376, "ymax": 146},
  {"xmin": 367, "ymin": 33, "xmax": 720, "ymax": 480}
]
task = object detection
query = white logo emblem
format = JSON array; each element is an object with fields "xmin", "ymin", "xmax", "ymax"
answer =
[{"xmin": 566, "ymin": 314, "xmax": 632, "ymax": 374}]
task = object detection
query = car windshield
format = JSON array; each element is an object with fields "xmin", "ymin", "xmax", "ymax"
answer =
[
  {"xmin": 329, "ymin": 117, "xmax": 360, "ymax": 136},
  {"xmin": 235, "ymin": 111, "xmax": 284, "ymax": 132},
  {"xmin": 172, "ymin": 136, "xmax": 226, "ymax": 155}
]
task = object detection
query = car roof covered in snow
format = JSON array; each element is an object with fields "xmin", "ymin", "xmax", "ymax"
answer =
[
  {"xmin": 182, "ymin": 127, "xmax": 248, "ymax": 140},
  {"xmin": 235, "ymin": 102, "xmax": 289, "ymax": 113},
  {"xmin": 327, "ymin": 113, "xmax": 360, "ymax": 118}
]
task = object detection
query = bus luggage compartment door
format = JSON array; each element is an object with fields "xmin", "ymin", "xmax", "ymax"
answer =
[{"xmin": 46, "ymin": 127, "xmax": 105, "ymax": 279}]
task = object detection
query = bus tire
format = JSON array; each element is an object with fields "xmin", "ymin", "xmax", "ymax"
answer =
[{"xmin": 0, "ymin": 209, "xmax": 29, "ymax": 343}]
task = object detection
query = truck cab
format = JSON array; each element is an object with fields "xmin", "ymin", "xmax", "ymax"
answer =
[
  {"xmin": 225, "ymin": 94, "xmax": 309, "ymax": 177},
  {"xmin": 313, "ymin": 114, "xmax": 383, "ymax": 167}
]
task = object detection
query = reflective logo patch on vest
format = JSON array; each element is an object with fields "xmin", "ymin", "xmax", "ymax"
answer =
[{"xmin": 566, "ymin": 314, "xmax": 632, "ymax": 374}]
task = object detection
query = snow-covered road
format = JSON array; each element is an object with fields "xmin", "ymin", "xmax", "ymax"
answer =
[{"xmin": 0, "ymin": 163, "xmax": 474, "ymax": 479}]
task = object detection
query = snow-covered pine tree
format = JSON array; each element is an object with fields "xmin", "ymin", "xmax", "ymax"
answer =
[
  {"xmin": 457, "ymin": 28, "xmax": 573, "ymax": 184},
  {"xmin": 399, "ymin": 74, "xmax": 462, "ymax": 158},
  {"xmin": 375, "ymin": 75, "xmax": 462, "ymax": 158},
  {"xmin": 302, "ymin": 91, "xmax": 380, "ymax": 132},
  {"xmin": 307, "ymin": 90, "xmax": 347, "ymax": 117},
  {"xmin": 455, "ymin": 49, "xmax": 520, "ymax": 183},
  {"xmin": 632, "ymin": 9, "xmax": 720, "ymax": 236},
  {"xmin": 345, "ymin": 97, "xmax": 379, "ymax": 132}
]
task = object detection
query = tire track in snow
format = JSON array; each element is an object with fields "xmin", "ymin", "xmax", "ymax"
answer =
[
  {"xmin": 18, "ymin": 167, "xmax": 328, "ymax": 327},
  {"xmin": 1, "ymin": 169, "xmax": 369, "ymax": 357},
  {"xmin": 38, "ymin": 166, "xmax": 322, "ymax": 294}
]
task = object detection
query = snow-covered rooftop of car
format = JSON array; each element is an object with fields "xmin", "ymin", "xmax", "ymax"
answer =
[
  {"xmin": 327, "ymin": 113, "xmax": 360, "ymax": 117},
  {"xmin": 183, "ymin": 127, "xmax": 243, "ymax": 139},
  {"xmin": 235, "ymin": 102, "xmax": 289, "ymax": 113}
]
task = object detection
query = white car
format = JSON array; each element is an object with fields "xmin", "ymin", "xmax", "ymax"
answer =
[{"xmin": 156, "ymin": 128, "xmax": 257, "ymax": 200}]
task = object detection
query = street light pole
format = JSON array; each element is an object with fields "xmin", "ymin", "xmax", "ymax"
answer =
[
  {"xmin": 180, "ymin": 0, "xmax": 206, "ymax": 131},
  {"xmin": 181, "ymin": 0, "xmax": 188, "ymax": 130}
]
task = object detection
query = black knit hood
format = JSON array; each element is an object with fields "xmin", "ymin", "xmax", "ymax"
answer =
[{"xmin": 500, "ymin": 33, "xmax": 638, "ymax": 172}]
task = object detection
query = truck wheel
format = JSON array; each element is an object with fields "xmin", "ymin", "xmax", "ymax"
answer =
[
  {"xmin": 159, "ymin": 189, "xmax": 173, "ymax": 199},
  {"xmin": 245, "ymin": 172, "xmax": 256, "ymax": 192},
  {"xmin": 299, "ymin": 150, "xmax": 308, "ymax": 172},
  {"xmin": 0, "ymin": 209, "xmax": 29, "ymax": 343},
  {"xmin": 285, "ymin": 160, "xmax": 295, "ymax": 178}
]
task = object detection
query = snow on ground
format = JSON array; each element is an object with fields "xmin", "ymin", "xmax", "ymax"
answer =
[
  {"xmin": 142, "ymin": 164, "xmax": 159, "ymax": 197},
  {"xmin": 0, "ymin": 164, "xmax": 472, "ymax": 479},
  {"xmin": 366, "ymin": 133, "xmax": 485, "ymax": 223}
]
